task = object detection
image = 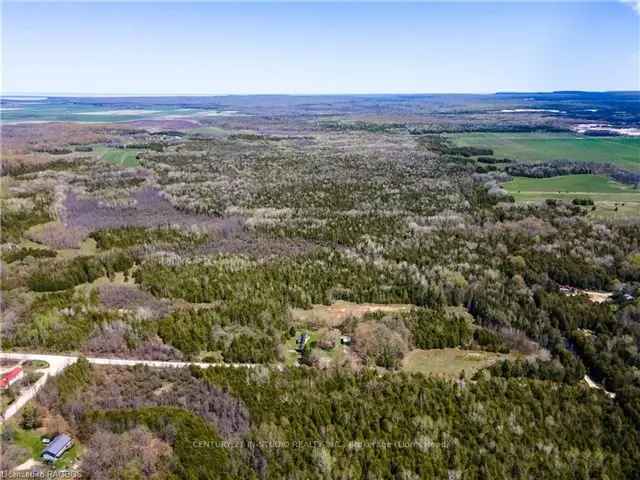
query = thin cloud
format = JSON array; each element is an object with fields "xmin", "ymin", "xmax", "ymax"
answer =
[{"xmin": 621, "ymin": 0, "xmax": 640, "ymax": 14}]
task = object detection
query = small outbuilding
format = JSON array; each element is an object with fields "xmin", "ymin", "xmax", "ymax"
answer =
[
  {"xmin": 42, "ymin": 434, "xmax": 73, "ymax": 463},
  {"xmin": 296, "ymin": 333, "xmax": 310, "ymax": 352}
]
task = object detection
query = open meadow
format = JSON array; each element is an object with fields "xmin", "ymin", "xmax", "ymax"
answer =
[{"xmin": 401, "ymin": 348, "xmax": 518, "ymax": 379}]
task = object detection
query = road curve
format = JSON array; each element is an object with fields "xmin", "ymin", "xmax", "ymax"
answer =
[
  {"xmin": 0, "ymin": 351, "xmax": 268, "ymax": 421},
  {"xmin": 0, "ymin": 352, "xmax": 263, "ymax": 369}
]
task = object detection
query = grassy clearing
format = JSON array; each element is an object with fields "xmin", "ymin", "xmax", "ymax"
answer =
[
  {"xmin": 11, "ymin": 423, "xmax": 81, "ymax": 469},
  {"xmin": 21, "ymin": 236, "xmax": 97, "ymax": 260},
  {"xmin": 94, "ymin": 146, "xmax": 141, "ymax": 167},
  {"xmin": 290, "ymin": 301, "xmax": 413, "ymax": 328},
  {"xmin": 14, "ymin": 427, "xmax": 45, "ymax": 459},
  {"xmin": 22, "ymin": 360, "xmax": 50, "ymax": 370},
  {"xmin": 588, "ymin": 201, "xmax": 640, "ymax": 221},
  {"xmin": 402, "ymin": 348, "xmax": 516, "ymax": 380},
  {"xmin": 282, "ymin": 329, "xmax": 354, "ymax": 368},
  {"xmin": 57, "ymin": 238, "xmax": 98, "ymax": 259},
  {"xmin": 73, "ymin": 268, "xmax": 136, "ymax": 294},
  {"xmin": 449, "ymin": 132, "xmax": 640, "ymax": 171},
  {"xmin": 188, "ymin": 126, "xmax": 228, "ymax": 137}
]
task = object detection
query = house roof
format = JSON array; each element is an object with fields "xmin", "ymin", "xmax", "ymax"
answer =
[
  {"xmin": 0, "ymin": 367, "xmax": 22, "ymax": 387},
  {"xmin": 43, "ymin": 434, "xmax": 72, "ymax": 457}
]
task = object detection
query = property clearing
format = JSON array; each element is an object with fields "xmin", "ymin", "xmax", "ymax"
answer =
[
  {"xmin": 563, "ymin": 289, "xmax": 612, "ymax": 304},
  {"xmin": 402, "ymin": 348, "xmax": 516, "ymax": 380},
  {"xmin": 289, "ymin": 301, "xmax": 414, "ymax": 328}
]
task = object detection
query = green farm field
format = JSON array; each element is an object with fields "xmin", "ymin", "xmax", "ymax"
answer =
[
  {"xmin": 503, "ymin": 174, "xmax": 640, "ymax": 213},
  {"xmin": 449, "ymin": 132, "xmax": 640, "ymax": 171},
  {"xmin": 503, "ymin": 174, "xmax": 637, "ymax": 195},
  {"xmin": 94, "ymin": 146, "xmax": 141, "ymax": 167}
]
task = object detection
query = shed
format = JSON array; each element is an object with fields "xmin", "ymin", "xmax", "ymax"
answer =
[{"xmin": 296, "ymin": 333, "xmax": 310, "ymax": 352}]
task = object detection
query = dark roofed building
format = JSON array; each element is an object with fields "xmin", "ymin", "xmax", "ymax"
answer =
[{"xmin": 42, "ymin": 434, "xmax": 73, "ymax": 462}]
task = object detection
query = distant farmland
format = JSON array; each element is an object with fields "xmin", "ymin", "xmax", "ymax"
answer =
[
  {"xmin": 449, "ymin": 132, "xmax": 640, "ymax": 171},
  {"xmin": 503, "ymin": 174, "xmax": 640, "ymax": 208},
  {"xmin": 504, "ymin": 174, "xmax": 636, "ymax": 194}
]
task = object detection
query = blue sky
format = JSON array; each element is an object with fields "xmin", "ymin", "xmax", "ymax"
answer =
[{"xmin": 2, "ymin": 1, "xmax": 638, "ymax": 94}]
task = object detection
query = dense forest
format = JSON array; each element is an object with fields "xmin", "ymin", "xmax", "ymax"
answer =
[
  {"xmin": 1, "ymin": 97, "xmax": 639, "ymax": 477},
  {"xmin": 25, "ymin": 359, "xmax": 640, "ymax": 479}
]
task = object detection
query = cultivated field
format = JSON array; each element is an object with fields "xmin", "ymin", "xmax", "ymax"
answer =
[
  {"xmin": 503, "ymin": 174, "xmax": 640, "ymax": 211},
  {"xmin": 503, "ymin": 174, "xmax": 638, "ymax": 195},
  {"xmin": 449, "ymin": 132, "xmax": 640, "ymax": 171}
]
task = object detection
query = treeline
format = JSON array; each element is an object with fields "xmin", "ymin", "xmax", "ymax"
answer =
[
  {"xmin": 572, "ymin": 198, "xmax": 595, "ymax": 206},
  {"xmin": 403, "ymin": 308, "xmax": 473, "ymax": 349},
  {"xmin": 124, "ymin": 142, "xmax": 165, "ymax": 152},
  {"xmin": 611, "ymin": 170, "xmax": 640, "ymax": 187},
  {"xmin": 408, "ymin": 125, "xmax": 568, "ymax": 134},
  {"xmin": 90, "ymin": 226, "xmax": 206, "ymax": 250},
  {"xmin": 33, "ymin": 147, "xmax": 73, "ymax": 155},
  {"xmin": 415, "ymin": 135, "xmax": 493, "ymax": 157},
  {"xmin": 1, "ymin": 158, "xmax": 80, "ymax": 177},
  {"xmin": 506, "ymin": 161, "xmax": 592, "ymax": 178},
  {"xmin": 477, "ymin": 156, "xmax": 512, "ymax": 164},
  {"xmin": 482, "ymin": 358, "xmax": 584, "ymax": 384},
  {"xmin": 319, "ymin": 120, "xmax": 406, "ymax": 133},
  {"xmin": 28, "ymin": 251, "xmax": 134, "ymax": 292},
  {"xmin": 1, "ymin": 246, "xmax": 56, "ymax": 264}
]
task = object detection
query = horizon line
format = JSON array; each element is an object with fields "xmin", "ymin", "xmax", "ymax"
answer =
[{"xmin": 3, "ymin": 90, "xmax": 640, "ymax": 98}]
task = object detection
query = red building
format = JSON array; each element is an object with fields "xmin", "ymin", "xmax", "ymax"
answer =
[{"xmin": 0, "ymin": 367, "xmax": 24, "ymax": 389}]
